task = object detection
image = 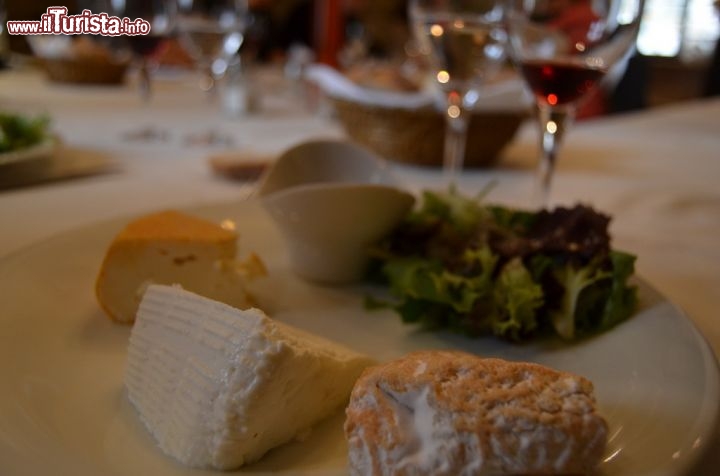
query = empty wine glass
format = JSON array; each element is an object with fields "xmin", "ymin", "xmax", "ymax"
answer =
[
  {"xmin": 110, "ymin": 0, "xmax": 176, "ymax": 102},
  {"xmin": 506, "ymin": 0, "xmax": 645, "ymax": 205},
  {"xmin": 176, "ymin": 0, "xmax": 248, "ymax": 96},
  {"xmin": 409, "ymin": 0, "xmax": 507, "ymax": 184}
]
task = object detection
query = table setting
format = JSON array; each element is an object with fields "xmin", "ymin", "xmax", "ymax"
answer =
[{"xmin": 1, "ymin": 0, "xmax": 720, "ymax": 475}]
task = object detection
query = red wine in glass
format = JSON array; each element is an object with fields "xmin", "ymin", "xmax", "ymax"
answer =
[
  {"xmin": 126, "ymin": 34, "xmax": 166, "ymax": 102},
  {"xmin": 507, "ymin": 0, "xmax": 644, "ymax": 206},
  {"xmin": 111, "ymin": 0, "xmax": 176, "ymax": 103},
  {"xmin": 126, "ymin": 35, "xmax": 165, "ymax": 57},
  {"xmin": 520, "ymin": 59, "xmax": 606, "ymax": 107}
]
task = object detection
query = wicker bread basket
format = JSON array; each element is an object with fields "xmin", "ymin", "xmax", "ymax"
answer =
[
  {"xmin": 332, "ymin": 96, "xmax": 525, "ymax": 168},
  {"xmin": 40, "ymin": 57, "xmax": 129, "ymax": 85}
]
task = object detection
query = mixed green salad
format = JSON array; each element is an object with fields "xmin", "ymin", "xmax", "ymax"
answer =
[
  {"xmin": 367, "ymin": 189, "xmax": 638, "ymax": 341},
  {"xmin": 0, "ymin": 113, "xmax": 51, "ymax": 153}
]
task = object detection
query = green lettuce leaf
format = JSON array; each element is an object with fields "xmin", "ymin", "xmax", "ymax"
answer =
[
  {"xmin": 379, "ymin": 246, "xmax": 500, "ymax": 333},
  {"xmin": 367, "ymin": 188, "xmax": 638, "ymax": 341},
  {"xmin": 0, "ymin": 114, "xmax": 50, "ymax": 153},
  {"xmin": 409, "ymin": 189, "xmax": 490, "ymax": 235},
  {"xmin": 550, "ymin": 258, "xmax": 611, "ymax": 340},
  {"xmin": 554, "ymin": 251, "xmax": 638, "ymax": 339},
  {"xmin": 598, "ymin": 251, "xmax": 638, "ymax": 330},
  {"xmin": 490, "ymin": 258, "xmax": 544, "ymax": 340}
]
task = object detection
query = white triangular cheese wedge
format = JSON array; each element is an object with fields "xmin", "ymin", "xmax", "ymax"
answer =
[{"xmin": 125, "ymin": 284, "xmax": 373, "ymax": 469}]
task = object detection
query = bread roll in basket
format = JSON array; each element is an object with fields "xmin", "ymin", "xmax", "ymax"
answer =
[
  {"xmin": 308, "ymin": 64, "xmax": 529, "ymax": 168},
  {"xmin": 28, "ymin": 36, "xmax": 129, "ymax": 85}
]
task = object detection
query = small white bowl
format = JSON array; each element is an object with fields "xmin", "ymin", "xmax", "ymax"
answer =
[{"xmin": 257, "ymin": 140, "xmax": 415, "ymax": 284}]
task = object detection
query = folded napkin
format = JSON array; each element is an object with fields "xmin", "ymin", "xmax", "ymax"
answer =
[
  {"xmin": 304, "ymin": 64, "xmax": 532, "ymax": 112},
  {"xmin": 304, "ymin": 64, "xmax": 436, "ymax": 109},
  {"xmin": 26, "ymin": 35, "xmax": 73, "ymax": 59}
]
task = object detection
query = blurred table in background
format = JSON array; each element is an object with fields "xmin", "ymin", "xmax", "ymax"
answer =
[
  {"xmin": 0, "ymin": 65, "xmax": 719, "ymax": 473},
  {"xmin": 0, "ymin": 65, "xmax": 343, "ymax": 250}
]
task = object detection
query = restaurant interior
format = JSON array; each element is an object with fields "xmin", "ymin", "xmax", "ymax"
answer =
[{"xmin": 0, "ymin": 1, "xmax": 719, "ymax": 475}]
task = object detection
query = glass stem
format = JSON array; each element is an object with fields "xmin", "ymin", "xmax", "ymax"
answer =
[
  {"xmin": 138, "ymin": 56, "xmax": 151, "ymax": 103},
  {"xmin": 201, "ymin": 64, "xmax": 218, "ymax": 99},
  {"xmin": 443, "ymin": 92, "xmax": 469, "ymax": 187},
  {"xmin": 535, "ymin": 105, "xmax": 572, "ymax": 207}
]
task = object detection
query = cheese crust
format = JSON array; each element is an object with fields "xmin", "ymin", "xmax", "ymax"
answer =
[{"xmin": 345, "ymin": 350, "xmax": 608, "ymax": 476}]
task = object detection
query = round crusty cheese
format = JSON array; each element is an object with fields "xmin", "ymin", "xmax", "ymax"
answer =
[{"xmin": 345, "ymin": 350, "xmax": 608, "ymax": 476}]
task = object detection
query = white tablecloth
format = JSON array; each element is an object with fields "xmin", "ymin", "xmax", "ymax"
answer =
[{"xmin": 1, "ymin": 67, "xmax": 719, "ymax": 473}]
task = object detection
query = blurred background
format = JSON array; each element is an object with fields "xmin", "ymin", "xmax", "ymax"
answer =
[{"xmin": 3, "ymin": 0, "xmax": 719, "ymax": 113}]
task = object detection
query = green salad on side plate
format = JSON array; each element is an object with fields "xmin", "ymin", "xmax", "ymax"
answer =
[
  {"xmin": 367, "ymin": 189, "xmax": 638, "ymax": 342},
  {"xmin": 0, "ymin": 113, "xmax": 51, "ymax": 154}
]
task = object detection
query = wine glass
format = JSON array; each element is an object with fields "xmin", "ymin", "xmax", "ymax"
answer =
[
  {"xmin": 409, "ymin": 0, "xmax": 508, "ymax": 184},
  {"xmin": 109, "ymin": 0, "xmax": 176, "ymax": 103},
  {"xmin": 506, "ymin": 0, "xmax": 645, "ymax": 205},
  {"xmin": 175, "ymin": 0, "xmax": 248, "ymax": 97}
]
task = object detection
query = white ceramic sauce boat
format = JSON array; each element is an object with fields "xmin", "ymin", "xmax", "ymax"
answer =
[{"xmin": 257, "ymin": 140, "xmax": 415, "ymax": 284}]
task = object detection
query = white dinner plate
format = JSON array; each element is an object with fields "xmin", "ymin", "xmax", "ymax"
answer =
[{"xmin": 0, "ymin": 200, "xmax": 718, "ymax": 476}]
